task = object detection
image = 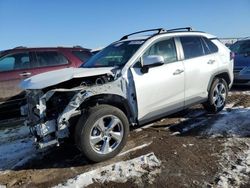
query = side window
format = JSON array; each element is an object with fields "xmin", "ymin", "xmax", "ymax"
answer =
[
  {"xmin": 202, "ymin": 37, "xmax": 219, "ymax": 54},
  {"xmin": 72, "ymin": 51, "xmax": 91, "ymax": 62},
  {"xmin": 0, "ymin": 52, "xmax": 30, "ymax": 72},
  {"xmin": 180, "ymin": 36, "xmax": 204, "ymax": 59},
  {"xmin": 35, "ymin": 52, "xmax": 68, "ymax": 67},
  {"xmin": 143, "ymin": 38, "xmax": 177, "ymax": 63}
]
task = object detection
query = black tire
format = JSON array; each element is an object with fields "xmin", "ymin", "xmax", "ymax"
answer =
[
  {"xmin": 74, "ymin": 104, "xmax": 129, "ymax": 162},
  {"xmin": 203, "ymin": 78, "xmax": 228, "ymax": 113}
]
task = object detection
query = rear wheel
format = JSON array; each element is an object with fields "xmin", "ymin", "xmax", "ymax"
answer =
[
  {"xmin": 203, "ymin": 78, "xmax": 228, "ymax": 113},
  {"xmin": 75, "ymin": 104, "xmax": 129, "ymax": 162}
]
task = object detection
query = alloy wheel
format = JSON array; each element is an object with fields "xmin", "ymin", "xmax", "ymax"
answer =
[
  {"xmin": 212, "ymin": 82, "xmax": 226, "ymax": 108},
  {"xmin": 89, "ymin": 115, "xmax": 124, "ymax": 154}
]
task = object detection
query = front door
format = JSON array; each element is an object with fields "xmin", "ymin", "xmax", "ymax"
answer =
[
  {"xmin": 131, "ymin": 37, "xmax": 185, "ymax": 122},
  {"xmin": 0, "ymin": 51, "xmax": 34, "ymax": 117},
  {"xmin": 0, "ymin": 52, "xmax": 34, "ymax": 102}
]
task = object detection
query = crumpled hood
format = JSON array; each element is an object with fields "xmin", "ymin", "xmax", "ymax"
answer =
[{"xmin": 20, "ymin": 67, "xmax": 115, "ymax": 90}]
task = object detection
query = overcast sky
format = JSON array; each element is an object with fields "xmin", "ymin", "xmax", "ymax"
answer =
[{"xmin": 0, "ymin": 0, "xmax": 249, "ymax": 50}]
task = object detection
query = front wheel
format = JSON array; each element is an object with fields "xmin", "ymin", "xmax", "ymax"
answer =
[
  {"xmin": 203, "ymin": 78, "xmax": 228, "ymax": 113},
  {"xmin": 75, "ymin": 104, "xmax": 129, "ymax": 162}
]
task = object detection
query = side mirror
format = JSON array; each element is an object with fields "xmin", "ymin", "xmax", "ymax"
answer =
[{"xmin": 141, "ymin": 55, "xmax": 164, "ymax": 74}]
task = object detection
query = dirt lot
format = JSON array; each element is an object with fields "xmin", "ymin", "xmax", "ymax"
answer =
[{"xmin": 1, "ymin": 87, "xmax": 250, "ymax": 188}]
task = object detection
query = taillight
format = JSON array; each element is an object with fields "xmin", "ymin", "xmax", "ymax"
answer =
[{"xmin": 230, "ymin": 52, "xmax": 235, "ymax": 60}]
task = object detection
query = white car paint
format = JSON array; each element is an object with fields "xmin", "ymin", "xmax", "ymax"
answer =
[
  {"xmin": 183, "ymin": 53, "xmax": 218, "ymax": 105},
  {"xmin": 131, "ymin": 61, "xmax": 185, "ymax": 120},
  {"xmin": 20, "ymin": 67, "xmax": 114, "ymax": 89},
  {"xmin": 123, "ymin": 33, "xmax": 232, "ymax": 121},
  {"xmin": 21, "ymin": 29, "xmax": 234, "ymax": 161}
]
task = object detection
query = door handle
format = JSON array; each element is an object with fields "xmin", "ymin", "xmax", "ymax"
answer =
[
  {"xmin": 19, "ymin": 72, "xmax": 32, "ymax": 77},
  {"xmin": 173, "ymin": 69, "xmax": 184, "ymax": 75},
  {"xmin": 207, "ymin": 59, "xmax": 215, "ymax": 64}
]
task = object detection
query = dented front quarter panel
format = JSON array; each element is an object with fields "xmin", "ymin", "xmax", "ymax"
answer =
[
  {"xmin": 56, "ymin": 78, "xmax": 127, "ymax": 129},
  {"xmin": 24, "ymin": 72, "xmax": 137, "ymax": 148}
]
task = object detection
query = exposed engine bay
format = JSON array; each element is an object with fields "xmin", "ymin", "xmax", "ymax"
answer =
[{"xmin": 21, "ymin": 67, "xmax": 137, "ymax": 149}]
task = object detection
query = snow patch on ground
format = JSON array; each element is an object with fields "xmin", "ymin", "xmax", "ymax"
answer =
[
  {"xmin": 229, "ymin": 91, "xmax": 250, "ymax": 96},
  {"xmin": 198, "ymin": 106, "xmax": 250, "ymax": 187},
  {"xmin": 202, "ymin": 107, "xmax": 250, "ymax": 137},
  {"xmin": 55, "ymin": 152, "xmax": 161, "ymax": 188},
  {"xmin": 118, "ymin": 142, "xmax": 152, "ymax": 156},
  {"xmin": 216, "ymin": 138, "xmax": 250, "ymax": 188},
  {"xmin": 0, "ymin": 126, "xmax": 37, "ymax": 172},
  {"xmin": 0, "ymin": 125, "xmax": 30, "ymax": 144}
]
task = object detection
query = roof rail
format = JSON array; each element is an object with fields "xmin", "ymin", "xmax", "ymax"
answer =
[
  {"xmin": 119, "ymin": 27, "xmax": 194, "ymax": 41},
  {"xmin": 120, "ymin": 28, "xmax": 166, "ymax": 41},
  {"xmin": 167, "ymin": 27, "xmax": 193, "ymax": 32}
]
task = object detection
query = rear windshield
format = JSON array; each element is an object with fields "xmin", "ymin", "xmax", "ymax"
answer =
[{"xmin": 81, "ymin": 40, "xmax": 144, "ymax": 68}]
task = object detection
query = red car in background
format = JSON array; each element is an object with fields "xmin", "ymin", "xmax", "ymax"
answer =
[{"xmin": 0, "ymin": 46, "xmax": 92, "ymax": 120}]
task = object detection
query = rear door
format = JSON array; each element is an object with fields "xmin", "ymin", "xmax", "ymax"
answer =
[{"xmin": 179, "ymin": 36, "xmax": 219, "ymax": 106}]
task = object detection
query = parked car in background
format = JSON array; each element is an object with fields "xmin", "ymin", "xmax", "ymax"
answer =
[
  {"xmin": 91, "ymin": 47, "xmax": 103, "ymax": 55},
  {"xmin": 0, "ymin": 46, "xmax": 92, "ymax": 120},
  {"xmin": 21, "ymin": 27, "xmax": 233, "ymax": 162},
  {"xmin": 230, "ymin": 38, "xmax": 250, "ymax": 85}
]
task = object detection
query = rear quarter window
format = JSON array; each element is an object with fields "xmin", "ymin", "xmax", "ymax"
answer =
[{"xmin": 202, "ymin": 37, "xmax": 219, "ymax": 54}]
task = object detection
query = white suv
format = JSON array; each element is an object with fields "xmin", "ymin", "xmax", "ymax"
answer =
[{"xmin": 21, "ymin": 27, "xmax": 234, "ymax": 162}]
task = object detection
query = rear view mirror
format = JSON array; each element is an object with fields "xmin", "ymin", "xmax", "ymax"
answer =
[{"xmin": 141, "ymin": 55, "xmax": 164, "ymax": 74}]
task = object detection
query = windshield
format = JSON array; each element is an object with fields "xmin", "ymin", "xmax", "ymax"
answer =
[
  {"xmin": 81, "ymin": 40, "xmax": 144, "ymax": 68},
  {"xmin": 230, "ymin": 40, "xmax": 250, "ymax": 54}
]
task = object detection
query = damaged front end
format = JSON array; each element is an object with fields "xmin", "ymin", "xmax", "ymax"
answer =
[
  {"xmin": 21, "ymin": 68, "xmax": 136, "ymax": 149},
  {"xmin": 22, "ymin": 88, "xmax": 83, "ymax": 148}
]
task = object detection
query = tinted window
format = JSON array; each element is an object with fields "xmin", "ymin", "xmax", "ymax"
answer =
[
  {"xmin": 180, "ymin": 36, "xmax": 204, "ymax": 59},
  {"xmin": 202, "ymin": 37, "xmax": 218, "ymax": 54},
  {"xmin": 35, "ymin": 52, "xmax": 68, "ymax": 67},
  {"xmin": 0, "ymin": 52, "xmax": 30, "ymax": 72},
  {"xmin": 143, "ymin": 38, "xmax": 177, "ymax": 63},
  {"xmin": 72, "ymin": 51, "xmax": 91, "ymax": 62}
]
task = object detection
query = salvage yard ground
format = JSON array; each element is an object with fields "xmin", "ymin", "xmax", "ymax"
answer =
[{"xmin": 1, "ymin": 87, "xmax": 250, "ymax": 188}]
